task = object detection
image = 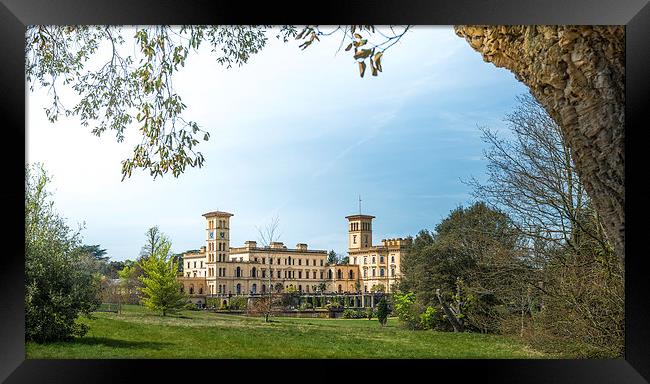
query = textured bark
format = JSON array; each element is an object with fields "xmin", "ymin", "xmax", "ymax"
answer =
[{"xmin": 454, "ymin": 26, "xmax": 625, "ymax": 259}]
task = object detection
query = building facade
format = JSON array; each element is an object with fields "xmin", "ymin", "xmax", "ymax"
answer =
[{"xmin": 179, "ymin": 210, "xmax": 410, "ymax": 305}]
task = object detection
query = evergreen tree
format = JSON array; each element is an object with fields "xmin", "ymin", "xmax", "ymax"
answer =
[
  {"xmin": 327, "ymin": 250, "xmax": 339, "ymax": 265},
  {"xmin": 376, "ymin": 297, "xmax": 389, "ymax": 326},
  {"xmin": 138, "ymin": 237, "xmax": 187, "ymax": 316}
]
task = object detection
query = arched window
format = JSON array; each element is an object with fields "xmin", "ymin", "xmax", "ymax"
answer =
[
  {"xmin": 252, "ymin": 284, "xmax": 257, "ymax": 294},
  {"xmin": 328, "ymin": 270, "xmax": 333, "ymax": 279},
  {"xmin": 251, "ymin": 267, "xmax": 257, "ymax": 277},
  {"xmin": 338, "ymin": 284, "xmax": 342, "ymax": 293},
  {"xmin": 189, "ymin": 284, "xmax": 194, "ymax": 294},
  {"xmin": 349, "ymin": 270, "xmax": 354, "ymax": 279},
  {"xmin": 298, "ymin": 285, "xmax": 302, "ymax": 292},
  {"xmin": 236, "ymin": 266, "xmax": 241, "ymax": 277},
  {"xmin": 261, "ymin": 284, "xmax": 266, "ymax": 293},
  {"xmin": 337, "ymin": 269, "xmax": 342, "ymax": 279},
  {"xmin": 236, "ymin": 283, "xmax": 241, "ymax": 295},
  {"xmin": 199, "ymin": 287, "xmax": 203, "ymax": 294}
]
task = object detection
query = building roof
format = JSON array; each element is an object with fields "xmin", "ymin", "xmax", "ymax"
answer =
[
  {"xmin": 345, "ymin": 214, "xmax": 375, "ymax": 220},
  {"xmin": 202, "ymin": 210, "xmax": 234, "ymax": 218}
]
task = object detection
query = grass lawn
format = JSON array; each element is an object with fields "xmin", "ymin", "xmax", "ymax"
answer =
[{"xmin": 26, "ymin": 305, "xmax": 546, "ymax": 359}]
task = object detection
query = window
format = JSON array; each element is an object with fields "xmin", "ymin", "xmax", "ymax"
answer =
[
  {"xmin": 349, "ymin": 270, "xmax": 354, "ymax": 279},
  {"xmin": 236, "ymin": 267, "xmax": 241, "ymax": 277},
  {"xmin": 200, "ymin": 261, "xmax": 203, "ymax": 268},
  {"xmin": 363, "ymin": 270, "xmax": 367, "ymax": 277},
  {"xmin": 236, "ymin": 284, "xmax": 241, "ymax": 295},
  {"xmin": 306, "ymin": 271, "xmax": 309, "ymax": 279},
  {"xmin": 353, "ymin": 235, "xmax": 357, "ymax": 244},
  {"xmin": 391, "ymin": 268, "xmax": 395, "ymax": 276},
  {"xmin": 251, "ymin": 267, "xmax": 257, "ymax": 277},
  {"xmin": 380, "ymin": 268, "xmax": 385, "ymax": 277},
  {"xmin": 364, "ymin": 285, "xmax": 367, "ymax": 292},
  {"xmin": 320, "ymin": 271, "xmax": 324, "ymax": 279},
  {"xmin": 277, "ymin": 270, "xmax": 281, "ymax": 278},
  {"xmin": 353, "ymin": 257, "xmax": 357, "ymax": 264},
  {"xmin": 328, "ymin": 270, "xmax": 333, "ymax": 279},
  {"xmin": 262, "ymin": 270, "xmax": 266, "ymax": 278},
  {"xmin": 262, "ymin": 258, "xmax": 266, "ymax": 264},
  {"xmin": 252, "ymin": 284, "xmax": 257, "ymax": 294},
  {"xmin": 193, "ymin": 261, "xmax": 197, "ymax": 268},
  {"xmin": 298, "ymin": 271, "xmax": 302, "ymax": 279},
  {"xmin": 199, "ymin": 287, "xmax": 203, "ymax": 294},
  {"xmin": 298, "ymin": 259, "xmax": 302, "ymax": 265},
  {"xmin": 313, "ymin": 259, "xmax": 316, "ymax": 266},
  {"xmin": 270, "ymin": 258, "xmax": 273, "ymax": 264},
  {"xmin": 364, "ymin": 257, "xmax": 367, "ymax": 264},
  {"xmin": 337, "ymin": 269, "xmax": 343, "ymax": 279},
  {"xmin": 187, "ymin": 262, "xmax": 190, "ymax": 269},
  {"xmin": 372, "ymin": 269, "xmax": 376, "ymax": 277},
  {"xmin": 372, "ymin": 256, "xmax": 375, "ymax": 264},
  {"xmin": 391, "ymin": 256, "xmax": 395, "ymax": 263},
  {"xmin": 380, "ymin": 256, "xmax": 384, "ymax": 263},
  {"xmin": 320, "ymin": 260, "xmax": 323, "ymax": 266}
]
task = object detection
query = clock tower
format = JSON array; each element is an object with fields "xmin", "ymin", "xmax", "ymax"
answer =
[{"xmin": 203, "ymin": 210, "xmax": 233, "ymax": 295}]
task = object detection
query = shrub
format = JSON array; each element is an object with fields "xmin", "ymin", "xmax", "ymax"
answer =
[
  {"xmin": 228, "ymin": 296, "xmax": 248, "ymax": 310},
  {"xmin": 342, "ymin": 309, "xmax": 366, "ymax": 319},
  {"xmin": 419, "ymin": 306, "xmax": 441, "ymax": 330},
  {"xmin": 184, "ymin": 302, "xmax": 198, "ymax": 311},
  {"xmin": 300, "ymin": 302, "xmax": 313, "ymax": 310},
  {"xmin": 326, "ymin": 300, "xmax": 343, "ymax": 310},
  {"xmin": 366, "ymin": 307, "xmax": 374, "ymax": 320},
  {"xmin": 376, "ymin": 297, "xmax": 389, "ymax": 326},
  {"xmin": 393, "ymin": 291, "xmax": 421, "ymax": 329}
]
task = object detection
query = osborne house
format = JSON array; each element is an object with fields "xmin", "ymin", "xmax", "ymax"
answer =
[{"xmin": 178, "ymin": 210, "xmax": 410, "ymax": 307}]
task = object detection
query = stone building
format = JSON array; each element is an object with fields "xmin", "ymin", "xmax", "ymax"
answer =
[{"xmin": 178, "ymin": 210, "xmax": 410, "ymax": 306}]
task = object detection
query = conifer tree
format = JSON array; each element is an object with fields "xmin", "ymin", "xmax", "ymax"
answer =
[
  {"xmin": 376, "ymin": 297, "xmax": 389, "ymax": 326},
  {"xmin": 138, "ymin": 236, "xmax": 187, "ymax": 316}
]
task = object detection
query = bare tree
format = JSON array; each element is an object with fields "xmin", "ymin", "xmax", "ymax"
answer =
[
  {"xmin": 140, "ymin": 226, "xmax": 163, "ymax": 260},
  {"xmin": 465, "ymin": 93, "xmax": 623, "ymax": 356},
  {"xmin": 256, "ymin": 215, "xmax": 281, "ymax": 323}
]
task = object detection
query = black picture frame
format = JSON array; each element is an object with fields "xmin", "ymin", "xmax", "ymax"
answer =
[{"xmin": 1, "ymin": 0, "xmax": 648, "ymax": 382}]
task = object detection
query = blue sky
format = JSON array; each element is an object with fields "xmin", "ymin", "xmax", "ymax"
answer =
[{"xmin": 26, "ymin": 26, "xmax": 529, "ymax": 261}]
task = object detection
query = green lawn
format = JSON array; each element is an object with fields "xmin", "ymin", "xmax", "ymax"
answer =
[{"xmin": 26, "ymin": 305, "xmax": 546, "ymax": 358}]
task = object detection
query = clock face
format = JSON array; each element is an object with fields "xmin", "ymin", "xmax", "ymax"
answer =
[
  {"xmin": 209, "ymin": 231, "xmax": 214, "ymax": 239},
  {"xmin": 220, "ymin": 232, "xmax": 225, "ymax": 238}
]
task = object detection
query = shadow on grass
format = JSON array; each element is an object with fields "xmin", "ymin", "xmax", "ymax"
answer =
[{"xmin": 73, "ymin": 337, "xmax": 173, "ymax": 350}]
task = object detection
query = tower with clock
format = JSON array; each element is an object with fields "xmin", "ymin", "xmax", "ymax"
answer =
[{"xmin": 203, "ymin": 210, "xmax": 234, "ymax": 295}]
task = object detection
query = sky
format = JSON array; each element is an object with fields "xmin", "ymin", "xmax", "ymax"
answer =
[{"xmin": 26, "ymin": 26, "xmax": 529, "ymax": 261}]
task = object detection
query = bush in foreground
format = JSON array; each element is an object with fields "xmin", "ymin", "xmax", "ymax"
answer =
[{"xmin": 25, "ymin": 164, "xmax": 101, "ymax": 342}]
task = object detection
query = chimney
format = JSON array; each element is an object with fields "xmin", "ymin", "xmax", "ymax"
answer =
[{"xmin": 296, "ymin": 243, "xmax": 307, "ymax": 251}]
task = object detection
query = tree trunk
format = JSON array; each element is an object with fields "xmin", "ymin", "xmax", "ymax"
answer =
[
  {"xmin": 454, "ymin": 26, "xmax": 624, "ymax": 259},
  {"xmin": 436, "ymin": 289, "xmax": 464, "ymax": 332}
]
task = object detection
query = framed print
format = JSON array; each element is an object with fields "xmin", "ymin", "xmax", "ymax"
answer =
[{"xmin": 1, "ymin": 0, "xmax": 648, "ymax": 382}]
